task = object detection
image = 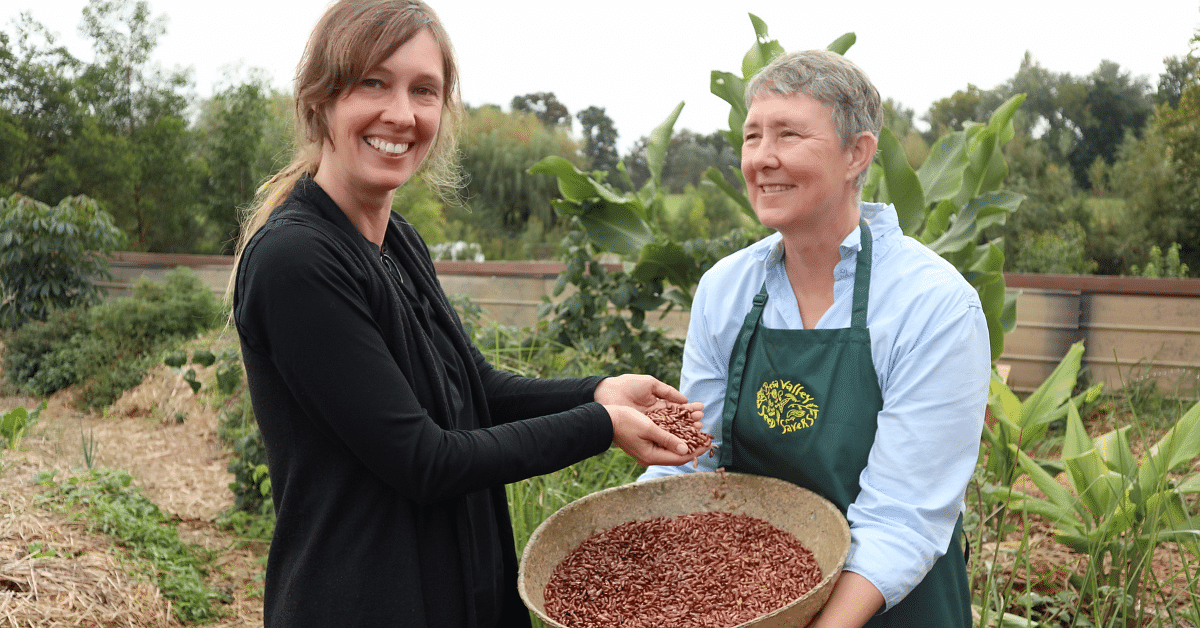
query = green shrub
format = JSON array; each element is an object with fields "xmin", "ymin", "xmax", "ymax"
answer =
[
  {"xmin": 0, "ymin": 194, "xmax": 124, "ymax": 329},
  {"xmin": 2, "ymin": 267, "xmax": 224, "ymax": 408}
]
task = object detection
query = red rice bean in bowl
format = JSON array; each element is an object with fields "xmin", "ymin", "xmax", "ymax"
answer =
[{"xmin": 544, "ymin": 511, "xmax": 822, "ymax": 628}]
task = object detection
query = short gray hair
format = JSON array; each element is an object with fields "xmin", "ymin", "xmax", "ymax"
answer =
[{"xmin": 745, "ymin": 49, "xmax": 883, "ymax": 151}]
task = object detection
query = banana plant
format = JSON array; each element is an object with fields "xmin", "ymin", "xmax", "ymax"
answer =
[
  {"xmin": 864, "ymin": 94, "xmax": 1026, "ymax": 360},
  {"xmin": 1007, "ymin": 397, "xmax": 1200, "ymax": 607}
]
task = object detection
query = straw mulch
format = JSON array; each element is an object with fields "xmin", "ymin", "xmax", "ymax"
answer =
[{"xmin": 0, "ymin": 356, "xmax": 266, "ymax": 628}]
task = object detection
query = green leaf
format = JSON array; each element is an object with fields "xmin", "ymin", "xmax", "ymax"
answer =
[
  {"xmin": 703, "ymin": 166, "xmax": 754, "ymax": 220},
  {"xmin": 974, "ymin": 272, "xmax": 1008, "ymax": 361},
  {"xmin": 1138, "ymin": 399, "xmax": 1200, "ymax": 494},
  {"xmin": 1064, "ymin": 448, "xmax": 1123, "ymax": 521},
  {"xmin": 711, "ymin": 70, "xmax": 748, "ymax": 156},
  {"xmin": 927, "ymin": 191, "xmax": 1019, "ymax": 259},
  {"xmin": 191, "ymin": 349, "xmax": 216, "ymax": 367},
  {"xmin": 742, "ymin": 14, "xmax": 785, "ymax": 79},
  {"xmin": 1093, "ymin": 425, "xmax": 1137, "ymax": 480},
  {"xmin": 579, "ymin": 203, "xmax": 654, "ymax": 256},
  {"xmin": 1062, "ymin": 400, "xmax": 1094, "ymax": 460},
  {"xmin": 528, "ymin": 156, "xmax": 628, "ymax": 205},
  {"xmin": 876, "ymin": 127, "xmax": 925, "ymax": 235},
  {"xmin": 632, "ymin": 241, "xmax": 693, "ymax": 288},
  {"xmin": 916, "ymin": 131, "xmax": 969, "ymax": 204},
  {"xmin": 825, "ymin": 32, "xmax": 856, "ymax": 55},
  {"xmin": 163, "ymin": 350, "xmax": 187, "ymax": 368},
  {"xmin": 647, "ymin": 102, "xmax": 686, "ymax": 191},
  {"xmin": 1020, "ymin": 341, "xmax": 1086, "ymax": 441},
  {"xmin": 1017, "ymin": 448, "xmax": 1089, "ymax": 521}
]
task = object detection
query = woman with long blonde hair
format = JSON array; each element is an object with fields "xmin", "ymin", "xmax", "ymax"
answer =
[{"xmin": 231, "ymin": 2, "xmax": 705, "ymax": 626}]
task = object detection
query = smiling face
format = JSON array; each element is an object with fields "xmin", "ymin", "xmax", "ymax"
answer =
[
  {"xmin": 741, "ymin": 94, "xmax": 866, "ymax": 235},
  {"xmin": 313, "ymin": 28, "xmax": 444, "ymax": 210}
]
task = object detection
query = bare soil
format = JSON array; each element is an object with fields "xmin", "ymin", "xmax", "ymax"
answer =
[{"xmin": 0, "ymin": 352, "xmax": 266, "ymax": 628}]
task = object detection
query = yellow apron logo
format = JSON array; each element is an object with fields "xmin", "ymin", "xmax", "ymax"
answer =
[{"xmin": 755, "ymin": 380, "xmax": 819, "ymax": 434}]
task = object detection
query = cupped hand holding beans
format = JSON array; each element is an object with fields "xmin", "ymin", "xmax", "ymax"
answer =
[
  {"xmin": 594, "ymin": 374, "xmax": 693, "ymax": 414},
  {"xmin": 605, "ymin": 404, "xmax": 707, "ymax": 467}
]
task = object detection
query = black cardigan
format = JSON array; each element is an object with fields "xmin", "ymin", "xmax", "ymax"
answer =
[{"xmin": 233, "ymin": 178, "xmax": 614, "ymax": 627}]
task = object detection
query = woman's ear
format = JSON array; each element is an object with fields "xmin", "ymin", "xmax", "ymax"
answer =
[{"xmin": 846, "ymin": 131, "xmax": 879, "ymax": 183}]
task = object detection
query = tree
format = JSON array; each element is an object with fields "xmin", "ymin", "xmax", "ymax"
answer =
[
  {"xmin": 510, "ymin": 91, "xmax": 571, "ymax": 128},
  {"xmin": 922, "ymin": 84, "xmax": 988, "ymax": 141},
  {"xmin": 0, "ymin": 193, "xmax": 124, "ymax": 328},
  {"xmin": 1157, "ymin": 54, "xmax": 1197, "ymax": 107},
  {"xmin": 199, "ymin": 78, "xmax": 273, "ymax": 253},
  {"xmin": 455, "ymin": 106, "xmax": 579, "ymax": 238},
  {"xmin": 576, "ymin": 105, "xmax": 620, "ymax": 177},
  {"xmin": 1145, "ymin": 80, "xmax": 1200, "ymax": 272},
  {"xmin": 1063, "ymin": 61, "xmax": 1153, "ymax": 189},
  {"xmin": 622, "ymin": 130, "xmax": 738, "ymax": 194},
  {"xmin": 72, "ymin": 0, "xmax": 205, "ymax": 251},
  {"xmin": 0, "ymin": 17, "xmax": 85, "ymax": 198}
]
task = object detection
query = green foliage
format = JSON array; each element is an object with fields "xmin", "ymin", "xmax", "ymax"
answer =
[
  {"xmin": 2, "ymin": 267, "xmax": 223, "ymax": 408},
  {"xmin": 1006, "ymin": 398, "xmax": 1200, "ymax": 618},
  {"xmin": 1012, "ymin": 221, "xmax": 1099, "ymax": 275},
  {"xmin": 218, "ymin": 392, "xmax": 274, "ymax": 539},
  {"xmin": 1, "ymin": 3, "xmax": 278, "ymax": 254},
  {"xmin": 530, "ymin": 92, "xmax": 765, "ymax": 382},
  {"xmin": 164, "ymin": 346, "xmax": 240, "ymax": 395},
  {"xmin": 1130, "ymin": 243, "xmax": 1190, "ymax": 278},
  {"xmin": 34, "ymin": 468, "xmax": 223, "ymax": 623},
  {"xmin": 576, "ymin": 106, "xmax": 620, "ymax": 177},
  {"xmin": 392, "ymin": 174, "xmax": 449, "ymax": 244},
  {"xmin": 0, "ymin": 193, "xmax": 124, "ymax": 328},
  {"xmin": 865, "ymin": 93, "xmax": 1026, "ymax": 360},
  {"xmin": 1, "ymin": 401, "xmax": 44, "ymax": 449},
  {"xmin": 981, "ymin": 342, "xmax": 1103, "ymax": 490},
  {"xmin": 198, "ymin": 77, "xmax": 280, "ymax": 254},
  {"xmin": 455, "ymin": 105, "xmax": 579, "ymax": 239}
]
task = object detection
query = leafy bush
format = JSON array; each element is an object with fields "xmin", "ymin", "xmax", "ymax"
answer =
[
  {"xmin": 1131, "ymin": 242, "xmax": 1191, "ymax": 278},
  {"xmin": 0, "ymin": 194, "xmax": 125, "ymax": 328},
  {"xmin": 2, "ymin": 267, "xmax": 224, "ymax": 408},
  {"xmin": 1012, "ymin": 221, "xmax": 1099, "ymax": 274}
]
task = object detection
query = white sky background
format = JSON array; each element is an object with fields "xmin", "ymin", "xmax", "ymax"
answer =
[{"xmin": 6, "ymin": 0, "xmax": 1200, "ymax": 151}]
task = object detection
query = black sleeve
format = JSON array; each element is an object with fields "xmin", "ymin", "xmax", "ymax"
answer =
[
  {"xmin": 235, "ymin": 223, "xmax": 613, "ymax": 505},
  {"xmin": 462, "ymin": 338, "xmax": 608, "ymax": 423}
]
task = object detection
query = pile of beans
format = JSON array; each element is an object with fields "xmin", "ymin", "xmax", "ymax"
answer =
[
  {"xmin": 543, "ymin": 511, "xmax": 822, "ymax": 628},
  {"xmin": 646, "ymin": 404, "xmax": 713, "ymax": 453}
]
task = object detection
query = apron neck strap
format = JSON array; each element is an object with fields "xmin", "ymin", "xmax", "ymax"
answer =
[{"xmin": 851, "ymin": 217, "xmax": 872, "ymax": 329}]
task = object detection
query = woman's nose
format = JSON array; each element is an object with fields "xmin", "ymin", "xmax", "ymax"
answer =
[
  {"xmin": 381, "ymin": 91, "xmax": 415, "ymax": 126},
  {"xmin": 744, "ymin": 139, "xmax": 779, "ymax": 171}
]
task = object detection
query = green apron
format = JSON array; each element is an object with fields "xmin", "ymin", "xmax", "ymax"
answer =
[{"xmin": 716, "ymin": 220, "xmax": 971, "ymax": 627}]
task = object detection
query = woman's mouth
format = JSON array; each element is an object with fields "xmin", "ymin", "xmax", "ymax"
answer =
[{"xmin": 365, "ymin": 137, "xmax": 413, "ymax": 156}]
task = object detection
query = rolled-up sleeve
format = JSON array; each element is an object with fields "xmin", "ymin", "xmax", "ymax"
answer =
[{"xmin": 845, "ymin": 296, "xmax": 989, "ymax": 609}]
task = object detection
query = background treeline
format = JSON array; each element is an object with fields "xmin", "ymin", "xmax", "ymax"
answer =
[{"xmin": 2, "ymin": 0, "xmax": 1198, "ymax": 276}]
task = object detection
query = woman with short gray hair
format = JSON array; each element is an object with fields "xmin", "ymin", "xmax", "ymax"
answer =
[{"xmin": 643, "ymin": 49, "xmax": 988, "ymax": 627}]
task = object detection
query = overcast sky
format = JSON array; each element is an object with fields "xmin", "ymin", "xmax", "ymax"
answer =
[{"xmin": 8, "ymin": 0, "xmax": 1200, "ymax": 151}]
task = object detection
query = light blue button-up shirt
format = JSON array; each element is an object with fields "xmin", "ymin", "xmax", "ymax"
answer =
[{"xmin": 641, "ymin": 203, "xmax": 990, "ymax": 610}]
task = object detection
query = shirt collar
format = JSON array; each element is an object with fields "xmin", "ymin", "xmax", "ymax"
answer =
[{"xmin": 757, "ymin": 202, "xmax": 897, "ymax": 272}]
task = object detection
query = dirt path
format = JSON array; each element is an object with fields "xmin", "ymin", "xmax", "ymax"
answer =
[{"xmin": 0, "ymin": 361, "xmax": 266, "ymax": 627}]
